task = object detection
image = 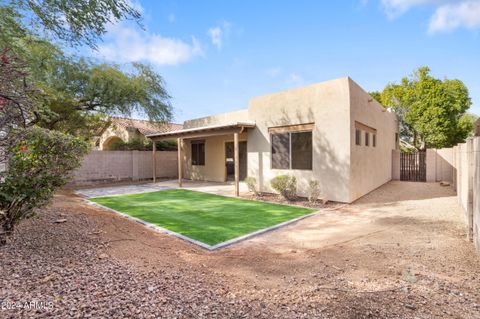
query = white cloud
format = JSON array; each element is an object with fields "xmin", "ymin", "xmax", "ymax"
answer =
[
  {"xmin": 429, "ymin": 1, "xmax": 480, "ymax": 33},
  {"xmin": 359, "ymin": 0, "xmax": 370, "ymax": 7},
  {"xmin": 207, "ymin": 20, "xmax": 232, "ymax": 49},
  {"xmin": 96, "ymin": 23, "xmax": 203, "ymax": 65},
  {"xmin": 381, "ymin": 0, "xmax": 434, "ymax": 18},
  {"xmin": 381, "ymin": 0, "xmax": 480, "ymax": 32},
  {"xmin": 126, "ymin": 0, "xmax": 144, "ymax": 14},
  {"xmin": 207, "ymin": 27, "xmax": 223, "ymax": 49}
]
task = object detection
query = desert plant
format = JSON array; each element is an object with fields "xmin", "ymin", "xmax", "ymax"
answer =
[
  {"xmin": 244, "ymin": 176, "xmax": 258, "ymax": 196},
  {"xmin": 270, "ymin": 175, "xmax": 297, "ymax": 200},
  {"xmin": 0, "ymin": 127, "xmax": 89, "ymax": 245},
  {"xmin": 308, "ymin": 180, "xmax": 321, "ymax": 203}
]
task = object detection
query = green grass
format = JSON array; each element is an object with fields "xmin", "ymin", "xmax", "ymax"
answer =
[{"xmin": 91, "ymin": 189, "xmax": 315, "ymax": 246}]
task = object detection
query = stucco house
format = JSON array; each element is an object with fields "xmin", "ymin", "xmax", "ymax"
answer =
[
  {"xmin": 148, "ymin": 77, "xmax": 398, "ymax": 203},
  {"xmin": 96, "ymin": 117, "xmax": 182, "ymax": 150}
]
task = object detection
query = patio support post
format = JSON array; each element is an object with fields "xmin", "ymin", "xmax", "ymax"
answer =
[
  {"xmin": 178, "ymin": 138, "xmax": 183, "ymax": 187},
  {"xmin": 234, "ymin": 132, "xmax": 239, "ymax": 197},
  {"xmin": 152, "ymin": 140, "xmax": 157, "ymax": 183}
]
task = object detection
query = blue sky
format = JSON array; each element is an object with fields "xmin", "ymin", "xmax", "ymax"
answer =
[{"xmin": 92, "ymin": 0, "xmax": 480, "ymax": 123}]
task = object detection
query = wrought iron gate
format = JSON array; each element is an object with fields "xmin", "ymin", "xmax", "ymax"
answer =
[{"xmin": 400, "ymin": 152, "xmax": 426, "ymax": 182}]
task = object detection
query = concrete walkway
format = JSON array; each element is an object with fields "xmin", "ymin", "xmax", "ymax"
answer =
[
  {"xmin": 76, "ymin": 180, "xmax": 248, "ymax": 198},
  {"xmin": 240, "ymin": 181, "xmax": 463, "ymax": 252}
]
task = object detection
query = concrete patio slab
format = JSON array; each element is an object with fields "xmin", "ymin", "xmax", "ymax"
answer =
[
  {"xmin": 75, "ymin": 179, "xmax": 248, "ymax": 198},
  {"xmin": 75, "ymin": 183, "xmax": 173, "ymax": 198}
]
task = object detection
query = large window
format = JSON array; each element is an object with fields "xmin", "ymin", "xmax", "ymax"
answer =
[
  {"xmin": 271, "ymin": 133, "xmax": 290, "ymax": 169},
  {"xmin": 271, "ymin": 131, "xmax": 312, "ymax": 170},
  {"xmin": 191, "ymin": 140, "xmax": 205, "ymax": 166}
]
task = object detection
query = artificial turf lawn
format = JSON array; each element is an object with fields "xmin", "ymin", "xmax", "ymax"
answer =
[{"xmin": 91, "ymin": 189, "xmax": 315, "ymax": 246}]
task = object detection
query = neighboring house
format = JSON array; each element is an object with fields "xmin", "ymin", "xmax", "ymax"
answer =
[
  {"xmin": 148, "ymin": 77, "xmax": 399, "ymax": 203},
  {"xmin": 96, "ymin": 117, "xmax": 182, "ymax": 150}
]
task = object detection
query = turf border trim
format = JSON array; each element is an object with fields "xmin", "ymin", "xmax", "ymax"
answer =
[{"xmin": 85, "ymin": 199, "xmax": 319, "ymax": 251}]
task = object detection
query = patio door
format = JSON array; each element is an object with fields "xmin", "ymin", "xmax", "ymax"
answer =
[{"xmin": 225, "ymin": 141, "xmax": 247, "ymax": 181}]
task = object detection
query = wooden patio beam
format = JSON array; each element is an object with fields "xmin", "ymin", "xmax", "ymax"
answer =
[
  {"xmin": 152, "ymin": 141, "xmax": 157, "ymax": 183},
  {"xmin": 177, "ymin": 138, "xmax": 183, "ymax": 187},
  {"xmin": 234, "ymin": 132, "xmax": 239, "ymax": 197}
]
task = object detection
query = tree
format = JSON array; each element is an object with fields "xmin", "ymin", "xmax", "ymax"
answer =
[
  {"xmin": 32, "ymin": 50, "xmax": 172, "ymax": 139},
  {"xmin": 0, "ymin": 49, "xmax": 40, "ymax": 164},
  {"xmin": 1, "ymin": 9, "xmax": 172, "ymax": 140},
  {"xmin": 373, "ymin": 67, "xmax": 475, "ymax": 150},
  {"xmin": 0, "ymin": 0, "xmax": 167, "ymax": 245},
  {"xmin": 2, "ymin": 0, "xmax": 141, "ymax": 48}
]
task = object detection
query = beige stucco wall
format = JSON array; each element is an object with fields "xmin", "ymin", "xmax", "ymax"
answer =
[
  {"xmin": 247, "ymin": 77, "xmax": 352, "ymax": 202},
  {"xmin": 391, "ymin": 150, "xmax": 400, "ymax": 180},
  {"xmin": 98, "ymin": 126, "xmax": 143, "ymax": 150},
  {"xmin": 348, "ymin": 79, "xmax": 398, "ymax": 202},
  {"xmin": 178, "ymin": 77, "xmax": 398, "ymax": 203},
  {"xmin": 182, "ymin": 133, "xmax": 248, "ymax": 182},
  {"xmin": 434, "ymin": 148, "xmax": 454, "ymax": 182},
  {"xmin": 183, "ymin": 109, "xmax": 249, "ymax": 129}
]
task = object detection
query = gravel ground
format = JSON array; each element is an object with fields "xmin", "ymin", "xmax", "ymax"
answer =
[{"xmin": 1, "ymin": 181, "xmax": 479, "ymax": 318}]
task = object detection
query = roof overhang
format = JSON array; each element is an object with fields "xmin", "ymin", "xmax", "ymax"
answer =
[{"xmin": 146, "ymin": 121, "xmax": 256, "ymax": 140}]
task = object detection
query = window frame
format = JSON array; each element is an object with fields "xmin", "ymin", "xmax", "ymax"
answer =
[
  {"xmin": 270, "ymin": 130, "xmax": 313, "ymax": 171},
  {"xmin": 191, "ymin": 140, "xmax": 205, "ymax": 166}
]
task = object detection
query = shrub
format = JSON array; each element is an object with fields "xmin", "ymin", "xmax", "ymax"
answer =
[
  {"xmin": 244, "ymin": 176, "xmax": 258, "ymax": 196},
  {"xmin": 0, "ymin": 127, "xmax": 89, "ymax": 245},
  {"xmin": 307, "ymin": 180, "xmax": 321, "ymax": 203},
  {"xmin": 270, "ymin": 175, "xmax": 297, "ymax": 200},
  {"xmin": 109, "ymin": 138, "xmax": 177, "ymax": 151}
]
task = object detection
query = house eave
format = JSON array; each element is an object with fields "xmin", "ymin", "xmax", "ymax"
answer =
[{"xmin": 147, "ymin": 122, "xmax": 256, "ymax": 140}]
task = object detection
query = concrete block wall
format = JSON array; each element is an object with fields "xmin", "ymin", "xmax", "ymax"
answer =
[
  {"xmin": 473, "ymin": 138, "xmax": 480, "ymax": 251},
  {"xmin": 452, "ymin": 137, "xmax": 480, "ymax": 252},
  {"xmin": 72, "ymin": 150, "xmax": 177, "ymax": 185}
]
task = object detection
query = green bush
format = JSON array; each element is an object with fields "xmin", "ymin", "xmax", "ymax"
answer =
[
  {"xmin": 244, "ymin": 176, "xmax": 258, "ymax": 196},
  {"xmin": 0, "ymin": 127, "xmax": 89, "ymax": 245},
  {"xmin": 270, "ymin": 175, "xmax": 297, "ymax": 200},
  {"xmin": 307, "ymin": 180, "xmax": 321, "ymax": 203},
  {"xmin": 109, "ymin": 138, "xmax": 177, "ymax": 151}
]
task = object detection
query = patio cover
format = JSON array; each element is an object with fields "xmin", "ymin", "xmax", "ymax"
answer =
[
  {"xmin": 146, "ymin": 121, "xmax": 256, "ymax": 140},
  {"xmin": 146, "ymin": 122, "xmax": 256, "ymax": 196}
]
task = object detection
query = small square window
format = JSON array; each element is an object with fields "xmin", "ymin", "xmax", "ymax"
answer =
[
  {"xmin": 373, "ymin": 134, "xmax": 376, "ymax": 147},
  {"xmin": 355, "ymin": 129, "xmax": 361, "ymax": 146},
  {"xmin": 365, "ymin": 132, "xmax": 369, "ymax": 146}
]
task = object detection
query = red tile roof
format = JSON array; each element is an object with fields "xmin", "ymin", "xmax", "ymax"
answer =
[{"xmin": 110, "ymin": 117, "xmax": 183, "ymax": 136}]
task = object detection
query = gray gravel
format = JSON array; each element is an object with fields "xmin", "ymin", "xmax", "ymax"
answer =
[{"xmin": 2, "ymin": 184, "xmax": 480, "ymax": 319}]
